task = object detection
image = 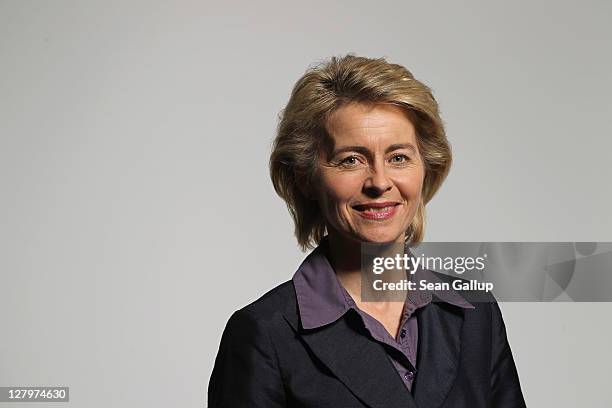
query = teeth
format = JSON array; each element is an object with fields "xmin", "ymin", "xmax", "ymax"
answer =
[{"xmin": 364, "ymin": 206, "xmax": 393, "ymax": 212}]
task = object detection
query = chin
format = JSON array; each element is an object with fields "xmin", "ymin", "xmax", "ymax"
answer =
[{"xmin": 357, "ymin": 229, "xmax": 404, "ymax": 244}]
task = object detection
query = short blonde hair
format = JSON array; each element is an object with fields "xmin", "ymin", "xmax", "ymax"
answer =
[{"xmin": 270, "ymin": 54, "xmax": 451, "ymax": 251}]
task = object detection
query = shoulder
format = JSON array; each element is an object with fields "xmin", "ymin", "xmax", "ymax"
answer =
[
  {"xmin": 240, "ymin": 280, "xmax": 296, "ymax": 318},
  {"xmin": 224, "ymin": 280, "xmax": 298, "ymax": 333},
  {"xmin": 209, "ymin": 283, "xmax": 293, "ymax": 406}
]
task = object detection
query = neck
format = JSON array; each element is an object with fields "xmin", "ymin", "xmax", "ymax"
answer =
[{"xmin": 325, "ymin": 229, "xmax": 407, "ymax": 302}]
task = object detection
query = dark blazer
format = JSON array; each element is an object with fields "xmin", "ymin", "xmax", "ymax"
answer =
[{"xmin": 208, "ymin": 277, "xmax": 526, "ymax": 407}]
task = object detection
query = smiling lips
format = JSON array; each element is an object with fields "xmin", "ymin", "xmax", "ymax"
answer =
[{"xmin": 352, "ymin": 202, "xmax": 401, "ymax": 220}]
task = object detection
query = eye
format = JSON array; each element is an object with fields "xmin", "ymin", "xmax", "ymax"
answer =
[
  {"xmin": 389, "ymin": 154, "xmax": 410, "ymax": 164},
  {"xmin": 339, "ymin": 156, "xmax": 360, "ymax": 167}
]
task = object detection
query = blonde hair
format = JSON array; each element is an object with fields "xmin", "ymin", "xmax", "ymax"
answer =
[{"xmin": 270, "ymin": 54, "xmax": 451, "ymax": 251}]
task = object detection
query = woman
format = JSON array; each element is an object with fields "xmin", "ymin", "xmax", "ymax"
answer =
[{"xmin": 208, "ymin": 54, "xmax": 526, "ymax": 407}]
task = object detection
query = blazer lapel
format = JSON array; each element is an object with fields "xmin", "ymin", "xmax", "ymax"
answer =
[
  {"xmin": 412, "ymin": 300, "xmax": 465, "ymax": 408},
  {"xmin": 284, "ymin": 309, "xmax": 418, "ymax": 408}
]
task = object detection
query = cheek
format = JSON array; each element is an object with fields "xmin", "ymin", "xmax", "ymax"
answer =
[
  {"xmin": 319, "ymin": 171, "xmax": 363, "ymax": 206},
  {"xmin": 395, "ymin": 169, "xmax": 425, "ymax": 198}
]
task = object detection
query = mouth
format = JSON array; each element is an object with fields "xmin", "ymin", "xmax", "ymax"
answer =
[{"xmin": 352, "ymin": 202, "xmax": 401, "ymax": 220}]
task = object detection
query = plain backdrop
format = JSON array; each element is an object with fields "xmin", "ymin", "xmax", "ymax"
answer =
[{"xmin": 1, "ymin": 1, "xmax": 611, "ymax": 407}]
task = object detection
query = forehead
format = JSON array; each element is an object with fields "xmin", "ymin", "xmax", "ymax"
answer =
[{"xmin": 325, "ymin": 103, "xmax": 417, "ymax": 146}]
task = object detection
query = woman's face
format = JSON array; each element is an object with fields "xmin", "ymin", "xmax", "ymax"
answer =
[{"xmin": 315, "ymin": 103, "xmax": 425, "ymax": 244}]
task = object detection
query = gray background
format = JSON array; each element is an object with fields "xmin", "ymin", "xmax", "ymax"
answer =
[{"xmin": 1, "ymin": 1, "xmax": 611, "ymax": 407}]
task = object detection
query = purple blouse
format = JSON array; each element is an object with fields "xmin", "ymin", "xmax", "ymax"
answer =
[{"xmin": 292, "ymin": 238, "xmax": 474, "ymax": 392}]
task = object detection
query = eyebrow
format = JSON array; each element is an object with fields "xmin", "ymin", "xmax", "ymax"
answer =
[{"xmin": 332, "ymin": 143, "xmax": 417, "ymax": 157}]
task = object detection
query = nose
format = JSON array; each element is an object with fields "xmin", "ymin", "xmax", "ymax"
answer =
[{"xmin": 363, "ymin": 160, "xmax": 392, "ymax": 195}]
